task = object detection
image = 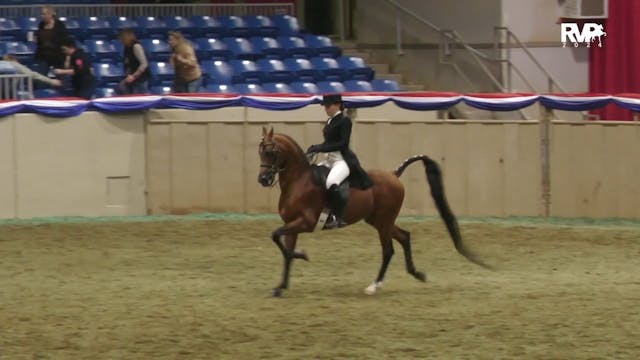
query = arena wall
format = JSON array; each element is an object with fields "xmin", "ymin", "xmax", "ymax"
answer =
[
  {"xmin": 0, "ymin": 106, "xmax": 638, "ymax": 220},
  {"xmin": 0, "ymin": 112, "xmax": 145, "ymax": 218}
]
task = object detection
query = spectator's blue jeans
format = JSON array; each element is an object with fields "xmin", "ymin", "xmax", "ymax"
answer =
[{"xmin": 173, "ymin": 77, "xmax": 202, "ymax": 93}]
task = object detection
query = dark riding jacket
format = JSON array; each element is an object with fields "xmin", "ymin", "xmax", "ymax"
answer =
[{"xmin": 309, "ymin": 112, "xmax": 373, "ymax": 189}]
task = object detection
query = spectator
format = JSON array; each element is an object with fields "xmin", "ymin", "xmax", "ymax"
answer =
[
  {"xmin": 117, "ymin": 29, "xmax": 150, "ymax": 95},
  {"xmin": 2, "ymin": 54, "xmax": 62, "ymax": 88},
  {"xmin": 53, "ymin": 38, "xmax": 96, "ymax": 99},
  {"xmin": 168, "ymin": 31, "xmax": 202, "ymax": 93},
  {"xmin": 34, "ymin": 6, "xmax": 69, "ymax": 77}
]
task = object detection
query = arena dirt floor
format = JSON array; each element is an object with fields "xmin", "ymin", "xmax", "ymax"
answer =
[{"xmin": 1, "ymin": 214, "xmax": 639, "ymax": 359}]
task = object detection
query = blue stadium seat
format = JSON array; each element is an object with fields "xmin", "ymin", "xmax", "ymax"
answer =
[
  {"xmin": 189, "ymin": 16, "xmax": 224, "ymax": 38},
  {"xmin": 344, "ymin": 80, "xmax": 374, "ymax": 92},
  {"xmin": 283, "ymin": 57, "xmax": 322, "ymax": 82},
  {"xmin": 235, "ymin": 83, "xmax": 265, "ymax": 94},
  {"xmin": 78, "ymin": 16, "xmax": 112, "ymax": 40},
  {"xmin": 0, "ymin": 41, "xmax": 34, "ymax": 63},
  {"xmin": 337, "ymin": 56, "xmax": 374, "ymax": 81},
  {"xmin": 34, "ymin": 88, "xmax": 62, "ymax": 98},
  {"xmin": 245, "ymin": 15, "xmax": 279, "ymax": 37},
  {"xmin": 58, "ymin": 17, "xmax": 83, "ymax": 40},
  {"xmin": 272, "ymin": 14, "xmax": 300, "ymax": 35},
  {"xmin": 371, "ymin": 79, "xmax": 400, "ymax": 92},
  {"xmin": 223, "ymin": 37, "xmax": 262, "ymax": 61},
  {"xmin": 205, "ymin": 83, "xmax": 237, "ymax": 94},
  {"xmin": 310, "ymin": 57, "xmax": 346, "ymax": 82},
  {"xmin": 163, "ymin": 16, "xmax": 198, "ymax": 38},
  {"xmin": 93, "ymin": 63, "xmax": 124, "ymax": 84},
  {"xmin": 140, "ymin": 39, "xmax": 171, "ymax": 61},
  {"xmin": 277, "ymin": 36, "xmax": 313, "ymax": 58},
  {"xmin": 84, "ymin": 39, "xmax": 119, "ymax": 62},
  {"xmin": 250, "ymin": 37, "xmax": 287, "ymax": 60},
  {"xmin": 107, "ymin": 17, "xmax": 142, "ymax": 38},
  {"xmin": 200, "ymin": 60, "xmax": 234, "ymax": 85},
  {"xmin": 16, "ymin": 17, "xmax": 39, "ymax": 38},
  {"xmin": 219, "ymin": 15, "xmax": 250, "ymax": 38},
  {"xmin": 290, "ymin": 81, "xmax": 320, "ymax": 94},
  {"xmin": 150, "ymin": 85, "xmax": 173, "ymax": 95},
  {"xmin": 94, "ymin": 87, "xmax": 116, "ymax": 98},
  {"xmin": 0, "ymin": 18, "xmax": 20, "ymax": 40},
  {"xmin": 230, "ymin": 59, "xmax": 265, "ymax": 84},
  {"xmin": 256, "ymin": 58, "xmax": 294, "ymax": 83},
  {"xmin": 135, "ymin": 17, "xmax": 168, "ymax": 38},
  {"xmin": 194, "ymin": 38, "xmax": 232, "ymax": 61},
  {"xmin": 262, "ymin": 82, "xmax": 293, "ymax": 94},
  {"xmin": 0, "ymin": 60, "xmax": 16, "ymax": 74},
  {"xmin": 317, "ymin": 81, "xmax": 346, "ymax": 94},
  {"xmin": 149, "ymin": 61, "xmax": 174, "ymax": 85},
  {"xmin": 304, "ymin": 34, "xmax": 341, "ymax": 58}
]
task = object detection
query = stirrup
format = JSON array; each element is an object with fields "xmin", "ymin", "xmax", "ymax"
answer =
[{"xmin": 323, "ymin": 214, "xmax": 347, "ymax": 229}]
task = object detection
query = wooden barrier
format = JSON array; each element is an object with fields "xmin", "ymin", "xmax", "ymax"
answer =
[{"xmin": 0, "ymin": 104, "xmax": 638, "ymax": 219}]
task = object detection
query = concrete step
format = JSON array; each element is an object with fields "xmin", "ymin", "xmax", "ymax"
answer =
[
  {"xmin": 341, "ymin": 50, "xmax": 372, "ymax": 62},
  {"xmin": 368, "ymin": 63, "xmax": 390, "ymax": 74},
  {"xmin": 333, "ymin": 40, "xmax": 358, "ymax": 50},
  {"xmin": 399, "ymin": 84, "xmax": 425, "ymax": 91},
  {"xmin": 375, "ymin": 73, "xmax": 404, "ymax": 83}
]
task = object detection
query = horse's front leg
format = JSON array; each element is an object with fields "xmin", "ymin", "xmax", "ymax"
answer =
[{"xmin": 271, "ymin": 216, "xmax": 313, "ymax": 297}]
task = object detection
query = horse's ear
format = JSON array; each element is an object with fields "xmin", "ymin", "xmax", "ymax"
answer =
[
  {"xmin": 262, "ymin": 126, "xmax": 267, "ymax": 137},
  {"xmin": 268, "ymin": 127, "xmax": 274, "ymax": 139}
]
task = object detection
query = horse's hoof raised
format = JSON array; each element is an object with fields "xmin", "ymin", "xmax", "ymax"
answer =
[
  {"xmin": 272, "ymin": 288, "xmax": 283, "ymax": 297},
  {"xmin": 294, "ymin": 250, "xmax": 309, "ymax": 261}
]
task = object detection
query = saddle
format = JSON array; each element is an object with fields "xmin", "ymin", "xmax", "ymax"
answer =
[{"xmin": 311, "ymin": 165, "xmax": 350, "ymax": 189}]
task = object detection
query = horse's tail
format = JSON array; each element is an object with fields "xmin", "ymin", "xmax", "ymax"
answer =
[{"xmin": 394, "ymin": 155, "xmax": 491, "ymax": 269}]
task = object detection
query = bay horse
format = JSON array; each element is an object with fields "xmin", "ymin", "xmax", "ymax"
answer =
[{"xmin": 258, "ymin": 127, "xmax": 488, "ymax": 297}]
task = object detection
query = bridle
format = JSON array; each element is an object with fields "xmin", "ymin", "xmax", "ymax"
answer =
[{"xmin": 259, "ymin": 138, "xmax": 285, "ymax": 187}]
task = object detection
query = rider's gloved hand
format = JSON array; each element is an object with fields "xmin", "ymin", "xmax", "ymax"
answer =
[{"xmin": 306, "ymin": 145, "xmax": 319, "ymax": 154}]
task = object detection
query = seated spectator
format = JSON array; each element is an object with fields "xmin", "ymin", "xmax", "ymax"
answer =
[
  {"xmin": 168, "ymin": 31, "xmax": 202, "ymax": 93},
  {"xmin": 34, "ymin": 6, "xmax": 68, "ymax": 77},
  {"xmin": 117, "ymin": 29, "xmax": 150, "ymax": 95},
  {"xmin": 2, "ymin": 54, "xmax": 62, "ymax": 88},
  {"xmin": 53, "ymin": 38, "xmax": 96, "ymax": 99}
]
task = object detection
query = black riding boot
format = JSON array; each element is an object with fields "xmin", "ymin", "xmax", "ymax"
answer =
[{"xmin": 325, "ymin": 184, "xmax": 348, "ymax": 229}]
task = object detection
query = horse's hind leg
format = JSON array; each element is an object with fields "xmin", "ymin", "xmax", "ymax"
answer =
[
  {"xmin": 392, "ymin": 225, "xmax": 426, "ymax": 282},
  {"xmin": 365, "ymin": 229, "xmax": 394, "ymax": 295}
]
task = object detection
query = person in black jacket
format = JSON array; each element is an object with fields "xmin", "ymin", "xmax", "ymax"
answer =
[
  {"xmin": 53, "ymin": 38, "xmax": 96, "ymax": 99},
  {"xmin": 306, "ymin": 94, "xmax": 373, "ymax": 228},
  {"xmin": 34, "ymin": 6, "xmax": 68, "ymax": 77},
  {"xmin": 117, "ymin": 29, "xmax": 150, "ymax": 94}
]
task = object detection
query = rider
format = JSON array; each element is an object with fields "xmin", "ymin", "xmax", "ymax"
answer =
[{"xmin": 306, "ymin": 94, "xmax": 373, "ymax": 229}]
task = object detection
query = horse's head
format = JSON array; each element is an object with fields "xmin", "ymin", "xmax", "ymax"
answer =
[{"xmin": 258, "ymin": 126, "xmax": 282, "ymax": 187}]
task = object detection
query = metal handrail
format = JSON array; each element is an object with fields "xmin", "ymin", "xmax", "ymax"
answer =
[
  {"xmin": 495, "ymin": 26, "xmax": 566, "ymax": 94},
  {"xmin": 385, "ymin": 0, "xmax": 531, "ymax": 119}
]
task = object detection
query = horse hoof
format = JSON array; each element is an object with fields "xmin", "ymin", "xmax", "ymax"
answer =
[
  {"xmin": 272, "ymin": 288, "xmax": 283, "ymax": 297},
  {"xmin": 294, "ymin": 250, "xmax": 309, "ymax": 261},
  {"xmin": 364, "ymin": 282, "xmax": 382, "ymax": 295},
  {"xmin": 415, "ymin": 271, "xmax": 427, "ymax": 282}
]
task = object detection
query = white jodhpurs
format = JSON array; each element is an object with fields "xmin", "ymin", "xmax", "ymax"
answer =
[{"xmin": 325, "ymin": 160, "xmax": 350, "ymax": 189}]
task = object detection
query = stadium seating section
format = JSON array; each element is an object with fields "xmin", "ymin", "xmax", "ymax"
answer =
[{"xmin": 0, "ymin": 14, "xmax": 401, "ymax": 98}]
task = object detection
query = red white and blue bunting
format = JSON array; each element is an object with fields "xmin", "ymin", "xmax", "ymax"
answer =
[{"xmin": 1, "ymin": 92, "xmax": 639, "ymax": 118}]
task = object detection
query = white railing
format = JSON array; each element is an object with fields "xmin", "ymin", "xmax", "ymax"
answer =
[
  {"xmin": 0, "ymin": 3, "xmax": 295, "ymax": 18},
  {"xmin": 0, "ymin": 74, "xmax": 33, "ymax": 100}
]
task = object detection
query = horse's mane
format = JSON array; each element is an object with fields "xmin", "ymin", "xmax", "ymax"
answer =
[{"xmin": 274, "ymin": 133, "xmax": 307, "ymax": 161}]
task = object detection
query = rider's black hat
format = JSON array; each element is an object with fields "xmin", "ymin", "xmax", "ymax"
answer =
[{"xmin": 321, "ymin": 93, "xmax": 343, "ymax": 105}]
